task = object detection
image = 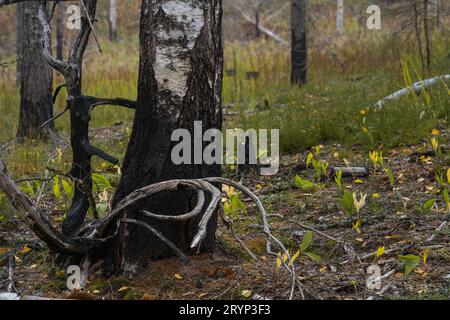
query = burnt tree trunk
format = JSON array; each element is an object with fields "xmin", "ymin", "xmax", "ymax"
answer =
[
  {"xmin": 111, "ymin": 0, "xmax": 223, "ymax": 269},
  {"xmin": 291, "ymin": 0, "xmax": 307, "ymax": 85},
  {"xmin": 17, "ymin": 0, "xmax": 55, "ymax": 140}
]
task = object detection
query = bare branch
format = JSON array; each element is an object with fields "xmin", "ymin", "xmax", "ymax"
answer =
[
  {"xmin": 89, "ymin": 97, "xmax": 137, "ymax": 110},
  {"xmin": 82, "ymin": 142, "xmax": 119, "ymax": 164},
  {"xmin": 69, "ymin": 0, "xmax": 97, "ymax": 64},
  {"xmin": 37, "ymin": 2, "xmax": 70, "ymax": 75},
  {"xmin": 140, "ymin": 190, "xmax": 205, "ymax": 222},
  {"xmin": 0, "ymin": 0, "xmax": 22, "ymax": 8},
  {"xmin": 122, "ymin": 218, "xmax": 189, "ymax": 263}
]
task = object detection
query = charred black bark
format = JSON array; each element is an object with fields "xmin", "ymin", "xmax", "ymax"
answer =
[
  {"xmin": 17, "ymin": 1, "xmax": 55, "ymax": 140},
  {"xmin": 112, "ymin": 0, "xmax": 223, "ymax": 268},
  {"xmin": 291, "ymin": 0, "xmax": 307, "ymax": 85}
]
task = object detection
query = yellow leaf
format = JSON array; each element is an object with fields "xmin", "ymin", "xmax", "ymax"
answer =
[
  {"xmin": 118, "ymin": 287, "xmax": 129, "ymax": 292},
  {"xmin": 319, "ymin": 266, "xmax": 327, "ymax": 273},
  {"xmin": 0, "ymin": 247, "xmax": 8, "ymax": 255},
  {"xmin": 174, "ymin": 273, "xmax": 183, "ymax": 280},
  {"xmin": 423, "ymin": 247, "xmax": 429, "ymax": 266},
  {"xmin": 431, "ymin": 138, "xmax": 439, "ymax": 151},
  {"xmin": 222, "ymin": 185, "xmax": 236, "ymax": 197},
  {"xmin": 289, "ymin": 250, "xmax": 301, "ymax": 266},
  {"xmin": 447, "ymin": 168, "xmax": 450, "ymax": 184},
  {"xmin": 431, "ymin": 129, "xmax": 440, "ymax": 136},
  {"xmin": 276, "ymin": 257, "xmax": 282, "ymax": 269},
  {"xmin": 198, "ymin": 293, "xmax": 208, "ymax": 298},
  {"xmin": 355, "ymin": 179, "xmax": 364, "ymax": 184},
  {"xmin": 372, "ymin": 193, "xmax": 380, "ymax": 199},
  {"xmin": 376, "ymin": 246, "xmax": 385, "ymax": 258},
  {"xmin": 20, "ymin": 244, "xmax": 32, "ymax": 254},
  {"xmin": 241, "ymin": 290, "xmax": 252, "ymax": 298}
]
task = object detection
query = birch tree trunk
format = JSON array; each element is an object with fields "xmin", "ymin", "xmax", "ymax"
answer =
[
  {"xmin": 108, "ymin": 0, "xmax": 117, "ymax": 41},
  {"xmin": 17, "ymin": 0, "xmax": 55, "ymax": 140},
  {"xmin": 291, "ymin": 0, "xmax": 307, "ymax": 85},
  {"xmin": 336, "ymin": 0, "xmax": 344, "ymax": 34},
  {"xmin": 111, "ymin": 0, "xmax": 223, "ymax": 268}
]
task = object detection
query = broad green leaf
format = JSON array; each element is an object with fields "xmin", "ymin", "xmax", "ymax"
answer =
[
  {"xmin": 53, "ymin": 177, "xmax": 61, "ymax": 199},
  {"xmin": 304, "ymin": 251, "xmax": 322, "ymax": 263},
  {"xmin": 301, "ymin": 231, "xmax": 313, "ymax": 252},
  {"xmin": 423, "ymin": 198, "xmax": 436, "ymax": 213},
  {"xmin": 61, "ymin": 179, "xmax": 74, "ymax": 199}
]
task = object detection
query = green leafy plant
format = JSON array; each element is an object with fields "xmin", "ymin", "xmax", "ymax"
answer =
[
  {"xmin": 223, "ymin": 192, "xmax": 247, "ymax": 219},
  {"xmin": 279, "ymin": 231, "xmax": 322, "ymax": 270},
  {"xmin": 299, "ymin": 231, "xmax": 322, "ymax": 263},
  {"xmin": 294, "ymin": 175, "xmax": 317, "ymax": 191},
  {"xmin": 443, "ymin": 189, "xmax": 450, "ymax": 213},
  {"xmin": 398, "ymin": 254, "xmax": 421, "ymax": 276},
  {"xmin": 415, "ymin": 198, "xmax": 436, "ymax": 214},
  {"xmin": 335, "ymin": 169, "xmax": 343, "ymax": 192},
  {"xmin": 384, "ymin": 168, "xmax": 395, "ymax": 188},
  {"xmin": 311, "ymin": 159, "xmax": 329, "ymax": 180},
  {"xmin": 340, "ymin": 190, "xmax": 355, "ymax": 215}
]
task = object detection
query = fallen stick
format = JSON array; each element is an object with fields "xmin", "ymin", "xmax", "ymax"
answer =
[
  {"xmin": 375, "ymin": 75, "xmax": 450, "ymax": 109},
  {"xmin": 228, "ymin": 3, "xmax": 288, "ymax": 45}
]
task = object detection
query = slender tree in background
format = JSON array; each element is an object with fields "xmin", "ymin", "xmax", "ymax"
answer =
[
  {"xmin": 15, "ymin": 1, "xmax": 22, "ymax": 86},
  {"xmin": 336, "ymin": 0, "xmax": 344, "ymax": 34},
  {"xmin": 17, "ymin": 0, "xmax": 54, "ymax": 140},
  {"xmin": 423, "ymin": 0, "xmax": 431, "ymax": 68},
  {"xmin": 56, "ymin": 1, "xmax": 65, "ymax": 60},
  {"xmin": 291, "ymin": 0, "xmax": 307, "ymax": 85},
  {"xmin": 112, "ymin": 0, "xmax": 223, "ymax": 264},
  {"xmin": 108, "ymin": 0, "xmax": 117, "ymax": 41}
]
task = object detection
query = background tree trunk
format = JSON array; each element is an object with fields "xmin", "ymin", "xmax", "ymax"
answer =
[
  {"xmin": 423, "ymin": 0, "xmax": 431, "ymax": 68},
  {"xmin": 112, "ymin": 0, "xmax": 223, "ymax": 268},
  {"xmin": 108, "ymin": 0, "xmax": 117, "ymax": 41},
  {"xmin": 15, "ymin": 1, "xmax": 23, "ymax": 86},
  {"xmin": 56, "ymin": 2, "xmax": 65, "ymax": 60},
  {"xmin": 291, "ymin": 0, "xmax": 307, "ymax": 85},
  {"xmin": 17, "ymin": 0, "xmax": 54, "ymax": 140},
  {"xmin": 336, "ymin": 0, "xmax": 344, "ymax": 34}
]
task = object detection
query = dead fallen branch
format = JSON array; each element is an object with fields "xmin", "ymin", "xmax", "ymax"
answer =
[
  {"xmin": 228, "ymin": 3, "xmax": 288, "ymax": 45},
  {"xmin": 375, "ymin": 75, "xmax": 450, "ymax": 109}
]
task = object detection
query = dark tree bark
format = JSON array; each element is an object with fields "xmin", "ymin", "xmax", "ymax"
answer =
[
  {"xmin": 56, "ymin": 2, "xmax": 65, "ymax": 61},
  {"xmin": 291, "ymin": 0, "xmax": 307, "ymax": 85},
  {"xmin": 17, "ymin": 0, "xmax": 55, "ymax": 140},
  {"xmin": 112, "ymin": 0, "xmax": 223, "ymax": 268}
]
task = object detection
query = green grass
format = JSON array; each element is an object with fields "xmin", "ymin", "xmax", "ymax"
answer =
[
  {"xmin": 0, "ymin": 28, "xmax": 448, "ymax": 180},
  {"xmin": 224, "ymin": 35, "xmax": 450, "ymax": 154}
]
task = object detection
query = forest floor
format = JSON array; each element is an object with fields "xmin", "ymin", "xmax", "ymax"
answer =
[{"xmin": 0, "ymin": 125, "xmax": 449, "ymax": 300}]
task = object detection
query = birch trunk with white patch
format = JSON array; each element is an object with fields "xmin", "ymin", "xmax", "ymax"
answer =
[
  {"xmin": 336, "ymin": 0, "xmax": 344, "ymax": 34},
  {"xmin": 111, "ymin": 0, "xmax": 223, "ymax": 269}
]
